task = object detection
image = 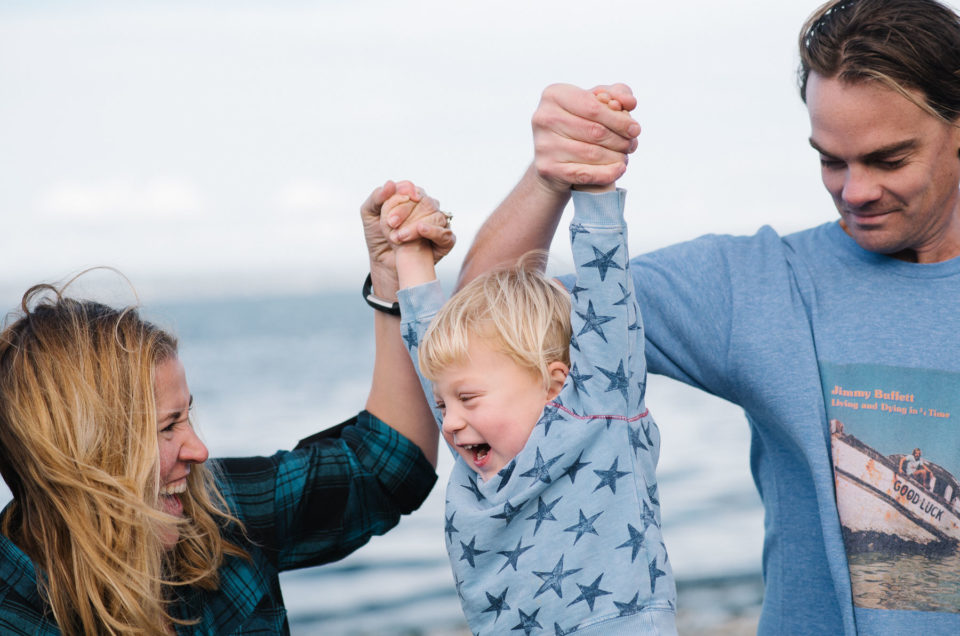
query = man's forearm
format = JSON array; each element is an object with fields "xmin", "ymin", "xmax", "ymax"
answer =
[{"xmin": 456, "ymin": 163, "xmax": 570, "ymax": 290}]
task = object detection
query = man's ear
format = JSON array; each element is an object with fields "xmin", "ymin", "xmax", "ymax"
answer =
[{"xmin": 545, "ymin": 361, "xmax": 570, "ymax": 401}]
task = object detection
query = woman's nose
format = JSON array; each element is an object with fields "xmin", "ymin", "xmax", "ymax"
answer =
[{"xmin": 180, "ymin": 426, "xmax": 209, "ymax": 464}]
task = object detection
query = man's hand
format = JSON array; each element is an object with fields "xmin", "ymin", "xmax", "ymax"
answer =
[{"xmin": 531, "ymin": 83, "xmax": 640, "ymax": 193}]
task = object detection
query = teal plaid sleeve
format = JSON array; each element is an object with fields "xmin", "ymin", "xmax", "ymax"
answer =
[{"xmin": 215, "ymin": 409, "xmax": 437, "ymax": 571}]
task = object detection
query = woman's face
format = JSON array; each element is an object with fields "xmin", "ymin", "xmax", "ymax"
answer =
[{"xmin": 154, "ymin": 356, "xmax": 209, "ymax": 549}]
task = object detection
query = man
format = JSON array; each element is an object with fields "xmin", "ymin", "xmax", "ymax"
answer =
[
  {"xmin": 900, "ymin": 448, "xmax": 932, "ymax": 488},
  {"xmin": 456, "ymin": 1, "xmax": 960, "ymax": 633}
]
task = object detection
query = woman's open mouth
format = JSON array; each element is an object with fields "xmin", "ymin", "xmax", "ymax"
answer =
[{"xmin": 159, "ymin": 481, "xmax": 186, "ymax": 517}]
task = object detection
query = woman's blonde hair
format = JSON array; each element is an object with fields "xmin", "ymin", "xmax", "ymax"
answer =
[
  {"xmin": 0, "ymin": 281, "xmax": 246, "ymax": 635},
  {"xmin": 419, "ymin": 253, "xmax": 571, "ymax": 388}
]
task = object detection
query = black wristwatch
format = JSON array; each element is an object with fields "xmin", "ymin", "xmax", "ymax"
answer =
[{"xmin": 362, "ymin": 273, "xmax": 401, "ymax": 315}]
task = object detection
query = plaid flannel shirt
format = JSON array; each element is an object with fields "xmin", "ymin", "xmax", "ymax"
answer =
[{"xmin": 0, "ymin": 410, "xmax": 436, "ymax": 634}]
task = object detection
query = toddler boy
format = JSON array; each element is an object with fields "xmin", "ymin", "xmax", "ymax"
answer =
[{"xmin": 388, "ymin": 167, "xmax": 676, "ymax": 634}]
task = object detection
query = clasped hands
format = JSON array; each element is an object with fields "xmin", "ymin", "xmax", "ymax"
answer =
[{"xmin": 361, "ymin": 180, "xmax": 455, "ymax": 300}]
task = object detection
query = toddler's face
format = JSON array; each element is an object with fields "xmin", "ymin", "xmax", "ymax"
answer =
[{"xmin": 433, "ymin": 339, "xmax": 552, "ymax": 482}]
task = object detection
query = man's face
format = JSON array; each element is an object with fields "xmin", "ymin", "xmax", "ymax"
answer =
[{"xmin": 806, "ymin": 72, "xmax": 960, "ymax": 263}]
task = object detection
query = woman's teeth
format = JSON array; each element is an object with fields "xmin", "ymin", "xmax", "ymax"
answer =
[{"xmin": 160, "ymin": 481, "xmax": 187, "ymax": 496}]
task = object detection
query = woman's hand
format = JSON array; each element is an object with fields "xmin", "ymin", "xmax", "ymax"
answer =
[{"xmin": 360, "ymin": 180, "xmax": 455, "ymax": 298}]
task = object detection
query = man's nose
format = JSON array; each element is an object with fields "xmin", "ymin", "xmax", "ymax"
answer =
[{"xmin": 841, "ymin": 165, "xmax": 883, "ymax": 208}]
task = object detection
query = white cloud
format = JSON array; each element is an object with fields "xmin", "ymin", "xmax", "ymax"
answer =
[
  {"xmin": 37, "ymin": 177, "xmax": 203, "ymax": 222},
  {"xmin": 272, "ymin": 180, "xmax": 354, "ymax": 218}
]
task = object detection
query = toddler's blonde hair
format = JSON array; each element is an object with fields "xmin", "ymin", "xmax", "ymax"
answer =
[{"xmin": 419, "ymin": 253, "xmax": 571, "ymax": 388}]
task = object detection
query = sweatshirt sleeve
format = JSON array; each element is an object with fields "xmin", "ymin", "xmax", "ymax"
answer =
[{"xmin": 564, "ymin": 188, "xmax": 649, "ymax": 419}]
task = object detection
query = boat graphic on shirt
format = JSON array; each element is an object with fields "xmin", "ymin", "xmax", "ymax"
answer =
[{"xmin": 821, "ymin": 362, "xmax": 960, "ymax": 613}]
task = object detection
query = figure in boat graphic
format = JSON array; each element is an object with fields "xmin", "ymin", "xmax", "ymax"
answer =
[{"xmin": 830, "ymin": 419, "xmax": 960, "ymax": 551}]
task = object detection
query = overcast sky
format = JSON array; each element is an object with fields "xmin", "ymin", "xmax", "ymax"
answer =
[{"xmin": 4, "ymin": 0, "xmax": 955, "ymax": 304}]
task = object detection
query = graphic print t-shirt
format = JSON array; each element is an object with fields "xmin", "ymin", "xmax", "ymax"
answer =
[{"xmin": 821, "ymin": 362, "xmax": 960, "ymax": 613}]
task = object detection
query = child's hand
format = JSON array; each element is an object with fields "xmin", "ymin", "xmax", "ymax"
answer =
[
  {"xmin": 379, "ymin": 186, "xmax": 456, "ymax": 290},
  {"xmin": 381, "ymin": 189, "xmax": 456, "ymax": 265},
  {"xmin": 593, "ymin": 88, "xmax": 624, "ymax": 112},
  {"xmin": 380, "ymin": 192, "xmax": 420, "ymax": 248},
  {"xmin": 572, "ymin": 90, "xmax": 629, "ymax": 193}
]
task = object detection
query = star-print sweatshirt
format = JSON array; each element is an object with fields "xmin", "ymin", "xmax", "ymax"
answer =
[{"xmin": 398, "ymin": 189, "xmax": 677, "ymax": 635}]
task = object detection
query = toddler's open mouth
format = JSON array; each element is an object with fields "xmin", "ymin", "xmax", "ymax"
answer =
[{"xmin": 463, "ymin": 443, "xmax": 490, "ymax": 464}]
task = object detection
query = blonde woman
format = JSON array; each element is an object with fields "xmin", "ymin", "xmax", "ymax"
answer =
[{"xmin": 0, "ymin": 181, "xmax": 451, "ymax": 635}]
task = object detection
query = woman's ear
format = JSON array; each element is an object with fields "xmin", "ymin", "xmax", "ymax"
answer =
[{"xmin": 544, "ymin": 361, "xmax": 570, "ymax": 401}]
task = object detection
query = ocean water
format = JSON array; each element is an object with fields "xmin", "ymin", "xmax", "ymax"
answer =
[{"xmin": 0, "ymin": 290, "xmax": 764, "ymax": 634}]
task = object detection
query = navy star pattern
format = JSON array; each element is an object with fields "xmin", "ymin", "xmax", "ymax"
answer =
[
  {"xmin": 640, "ymin": 500, "xmax": 658, "ymax": 532},
  {"xmin": 628, "ymin": 424, "xmax": 648, "ymax": 455},
  {"xmin": 568, "ymin": 363, "xmax": 593, "ymax": 396},
  {"xmin": 491, "ymin": 498, "xmax": 528, "ymax": 526},
  {"xmin": 482, "ymin": 587, "xmax": 510, "ymax": 621},
  {"xmin": 532, "ymin": 555, "xmax": 581, "ymax": 599},
  {"xmin": 540, "ymin": 404, "xmax": 565, "ymax": 436},
  {"xmin": 636, "ymin": 379, "xmax": 647, "ymax": 411},
  {"xmin": 461, "ymin": 476, "xmax": 485, "ymax": 502},
  {"xmin": 512, "ymin": 608, "xmax": 542, "ymax": 635},
  {"xmin": 497, "ymin": 538, "xmax": 534, "ymax": 573},
  {"xmin": 444, "ymin": 512, "xmax": 459, "ymax": 542},
  {"xmin": 459, "ymin": 536, "xmax": 488, "ymax": 568},
  {"xmin": 564, "ymin": 509, "xmax": 602, "ymax": 544},
  {"xmin": 576, "ymin": 300, "xmax": 615, "ymax": 343},
  {"xmin": 561, "ymin": 451, "xmax": 590, "ymax": 484},
  {"xmin": 569, "ymin": 331, "xmax": 581, "ymax": 352},
  {"xmin": 583, "ymin": 244, "xmax": 623, "ymax": 281},
  {"xmin": 593, "ymin": 457, "xmax": 630, "ymax": 494},
  {"xmin": 648, "ymin": 556, "xmax": 667, "ymax": 593},
  {"xmin": 614, "ymin": 592, "xmax": 643, "ymax": 616},
  {"xmin": 615, "ymin": 523, "xmax": 646, "ymax": 562},
  {"xmin": 496, "ymin": 459, "xmax": 517, "ymax": 492},
  {"xmin": 641, "ymin": 419, "xmax": 655, "ymax": 447},
  {"xmin": 527, "ymin": 495, "xmax": 562, "ymax": 535},
  {"xmin": 520, "ymin": 448, "xmax": 563, "ymax": 484},
  {"xmin": 569, "ymin": 222, "xmax": 589, "ymax": 245},
  {"xmin": 402, "ymin": 322, "xmax": 419, "ymax": 350},
  {"xmin": 567, "ymin": 574, "xmax": 612, "ymax": 611},
  {"xmin": 648, "ymin": 483, "xmax": 660, "ymax": 507},
  {"xmin": 597, "ymin": 360, "xmax": 632, "ymax": 404},
  {"xmin": 553, "ymin": 622, "xmax": 579, "ymax": 636},
  {"xmin": 613, "ymin": 281, "xmax": 631, "ymax": 306},
  {"xmin": 570, "ymin": 283, "xmax": 588, "ymax": 303},
  {"xmin": 401, "ymin": 194, "xmax": 675, "ymax": 632}
]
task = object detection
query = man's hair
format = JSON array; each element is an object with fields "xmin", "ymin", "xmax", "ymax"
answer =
[
  {"xmin": 0, "ymin": 278, "xmax": 247, "ymax": 635},
  {"xmin": 419, "ymin": 254, "xmax": 571, "ymax": 388},
  {"xmin": 799, "ymin": 0, "xmax": 960, "ymax": 122}
]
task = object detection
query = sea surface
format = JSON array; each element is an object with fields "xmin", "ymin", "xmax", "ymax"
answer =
[{"xmin": 0, "ymin": 290, "xmax": 765, "ymax": 634}]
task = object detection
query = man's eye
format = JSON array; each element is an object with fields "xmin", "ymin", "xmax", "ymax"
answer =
[
  {"xmin": 819, "ymin": 157, "xmax": 843, "ymax": 169},
  {"xmin": 878, "ymin": 158, "xmax": 906, "ymax": 170}
]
